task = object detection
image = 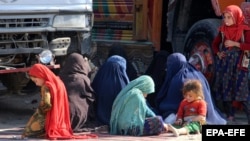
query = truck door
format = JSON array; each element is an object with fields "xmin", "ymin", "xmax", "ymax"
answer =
[
  {"xmin": 92, "ymin": 0, "xmax": 154, "ymax": 75},
  {"xmin": 92, "ymin": 0, "xmax": 148, "ymax": 41}
]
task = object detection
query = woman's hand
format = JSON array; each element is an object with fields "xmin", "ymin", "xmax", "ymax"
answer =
[{"xmin": 224, "ymin": 40, "xmax": 240, "ymax": 48}]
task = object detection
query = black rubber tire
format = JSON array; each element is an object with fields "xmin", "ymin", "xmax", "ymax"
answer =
[{"xmin": 184, "ymin": 18, "xmax": 221, "ymax": 85}]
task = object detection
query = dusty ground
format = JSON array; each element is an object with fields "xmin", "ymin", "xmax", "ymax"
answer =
[
  {"xmin": 0, "ymin": 49, "xmax": 247, "ymax": 141},
  {"xmin": 0, "ymin": 88, "xmax": 203, "ymax": 141},
  {"xmin": 0, "ymin": 85, "xmax": 247, "ymax": 141},
  {"xmin": 0, "ymin": 84, "xmax": 247, "ymax": 141}
]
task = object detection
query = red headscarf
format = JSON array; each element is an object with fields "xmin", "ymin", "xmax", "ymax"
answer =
[
  {"xmin": 219, "ymin": 5, "xmax": 250, "ymax": 41},
  {"xmin": 29, "ymin": 64, "xmax": 97, "ymax": 140}
]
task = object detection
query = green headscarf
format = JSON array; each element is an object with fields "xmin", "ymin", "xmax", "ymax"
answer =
[{"xmin": 110, "ymin": 75, "xmax": 155, "ymax": 136}]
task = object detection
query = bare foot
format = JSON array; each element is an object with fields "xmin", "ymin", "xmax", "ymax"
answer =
[
  {"xmin": 168, "ymin": 124, "xmax": 179, "ymax": 137},
  {"xmin": 163, "ymin": 123, "xmax": 169, "ymax": 132}
]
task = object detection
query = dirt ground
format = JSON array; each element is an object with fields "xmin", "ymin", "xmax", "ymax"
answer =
[
  {"xmin": 1, "ymin": 87, "xmax": 249, "ymax": 141},
  {"xmin": 0, "ymin": 88, "xmax": 203, "ymax": 141},
  {"xmin": 0, "ymin": 83, "xmax": 248, "ymax": 141}
]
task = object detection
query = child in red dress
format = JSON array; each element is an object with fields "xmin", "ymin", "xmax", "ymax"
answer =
[{"xmin": 168, "ymin": 79, "xmax": 207, "ymax": 137}]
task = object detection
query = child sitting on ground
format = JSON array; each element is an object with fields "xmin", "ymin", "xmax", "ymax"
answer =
[{"xmin": 168, "ymin": 79, "xmax": 207, "ymax": 137}]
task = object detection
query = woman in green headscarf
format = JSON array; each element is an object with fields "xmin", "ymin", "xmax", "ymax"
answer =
[{"xmin": 110, "ymin": 75, "xmax": 168, "ymax": 136}]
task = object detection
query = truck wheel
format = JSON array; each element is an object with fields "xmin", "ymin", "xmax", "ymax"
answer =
[{"xmin": 184, "ymin": 19, "xmax": 221, "ymax": 85}]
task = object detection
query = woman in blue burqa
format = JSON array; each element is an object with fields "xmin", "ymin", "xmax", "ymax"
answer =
[
  {"xmin": 155, "ymin": 53, "xmax": 226, "ymax": 125},
  {"xmin": 91, "ymin": 55, "xmax": 130, "ymax": 126}
]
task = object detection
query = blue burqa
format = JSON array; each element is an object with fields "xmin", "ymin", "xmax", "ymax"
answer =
[
  {"xmin": 155, "ymin": 53, "xmax": 226, "ymax": 125},
  {"xmin": 91, "ymin": 55, "xmax": 130, "ymax": 125}
]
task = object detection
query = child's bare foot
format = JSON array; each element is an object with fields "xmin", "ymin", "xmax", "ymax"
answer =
[{"xmin": 168, "ymin": 124, "xmax": 179, "ymax": 137}]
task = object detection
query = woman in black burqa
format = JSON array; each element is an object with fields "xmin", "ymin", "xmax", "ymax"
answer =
[{"xmin": 59, "ymin": 52, "xmax": 97, "ymax": 132}]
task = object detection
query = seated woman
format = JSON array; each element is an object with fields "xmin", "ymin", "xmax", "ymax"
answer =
[
  {"xmin": 145, "ymin": 50, "xmax": 170, "ymax": 109},
  {"xmin": 107, "ymin": 46, "xmax": 138, "ymax": 80},
  {"xmin": 59, "ymin": 52, "xmax": 97, "ymax": 132},
  {"xmin": 155, "ymin": 53, "xmax": 226, "ymax": 125},
  {"xmin": 22, "ymin": 64, "xmax": 97, "ymax": 140},
  {"xmin": 91, "ymin": 55, "xmax": 130, "ymax": 126},
  {"xmin": 110, "ymin": 75, "xmax": 168, "ymax": 136}
]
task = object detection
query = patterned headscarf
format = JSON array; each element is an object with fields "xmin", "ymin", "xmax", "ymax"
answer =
[{"xmin": 110, "ymin": 75, "xmax": 155, "ymax": 135}]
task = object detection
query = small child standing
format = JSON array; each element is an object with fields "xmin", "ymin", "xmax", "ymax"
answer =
[
  {"xmin": 167, "ymin": 79, "xmax": 207, "ymax": 137},
  {"xmin": 212, "ymin": 5, "xmax": 250, "ymax": 124}
]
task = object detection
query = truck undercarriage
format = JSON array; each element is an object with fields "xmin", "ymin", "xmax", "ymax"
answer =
[{"xmin": 0, "ymin": 0, "xmax": 93, "ymax": 94}]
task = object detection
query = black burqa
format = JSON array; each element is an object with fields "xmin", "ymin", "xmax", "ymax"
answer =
[
  {"xmin": 145, "ymin": 51, "xmax": 170, "ymax": 108},
  {"xmin": 59, "ymin": 52, "xmax": 96, "ymax": 132}
]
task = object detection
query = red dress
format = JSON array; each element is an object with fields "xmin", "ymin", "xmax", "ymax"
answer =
[{"xmin": 25, "ymin": 64, "xmax": 97, "ymax": 140}]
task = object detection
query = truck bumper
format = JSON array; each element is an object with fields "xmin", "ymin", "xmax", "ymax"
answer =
[{"xmin": 0, "ymin": 64, "xmax": 60, "ymax": 74}]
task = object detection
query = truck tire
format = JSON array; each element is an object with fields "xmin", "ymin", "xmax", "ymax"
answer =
[{"xmin": 183, "ymin": 18, "xmax": 221, "ymax": 85}]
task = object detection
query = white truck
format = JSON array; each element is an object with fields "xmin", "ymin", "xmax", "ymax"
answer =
[{"xmin": 0, "ymin": 0, "xmax": 93, "ymax": 94}]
